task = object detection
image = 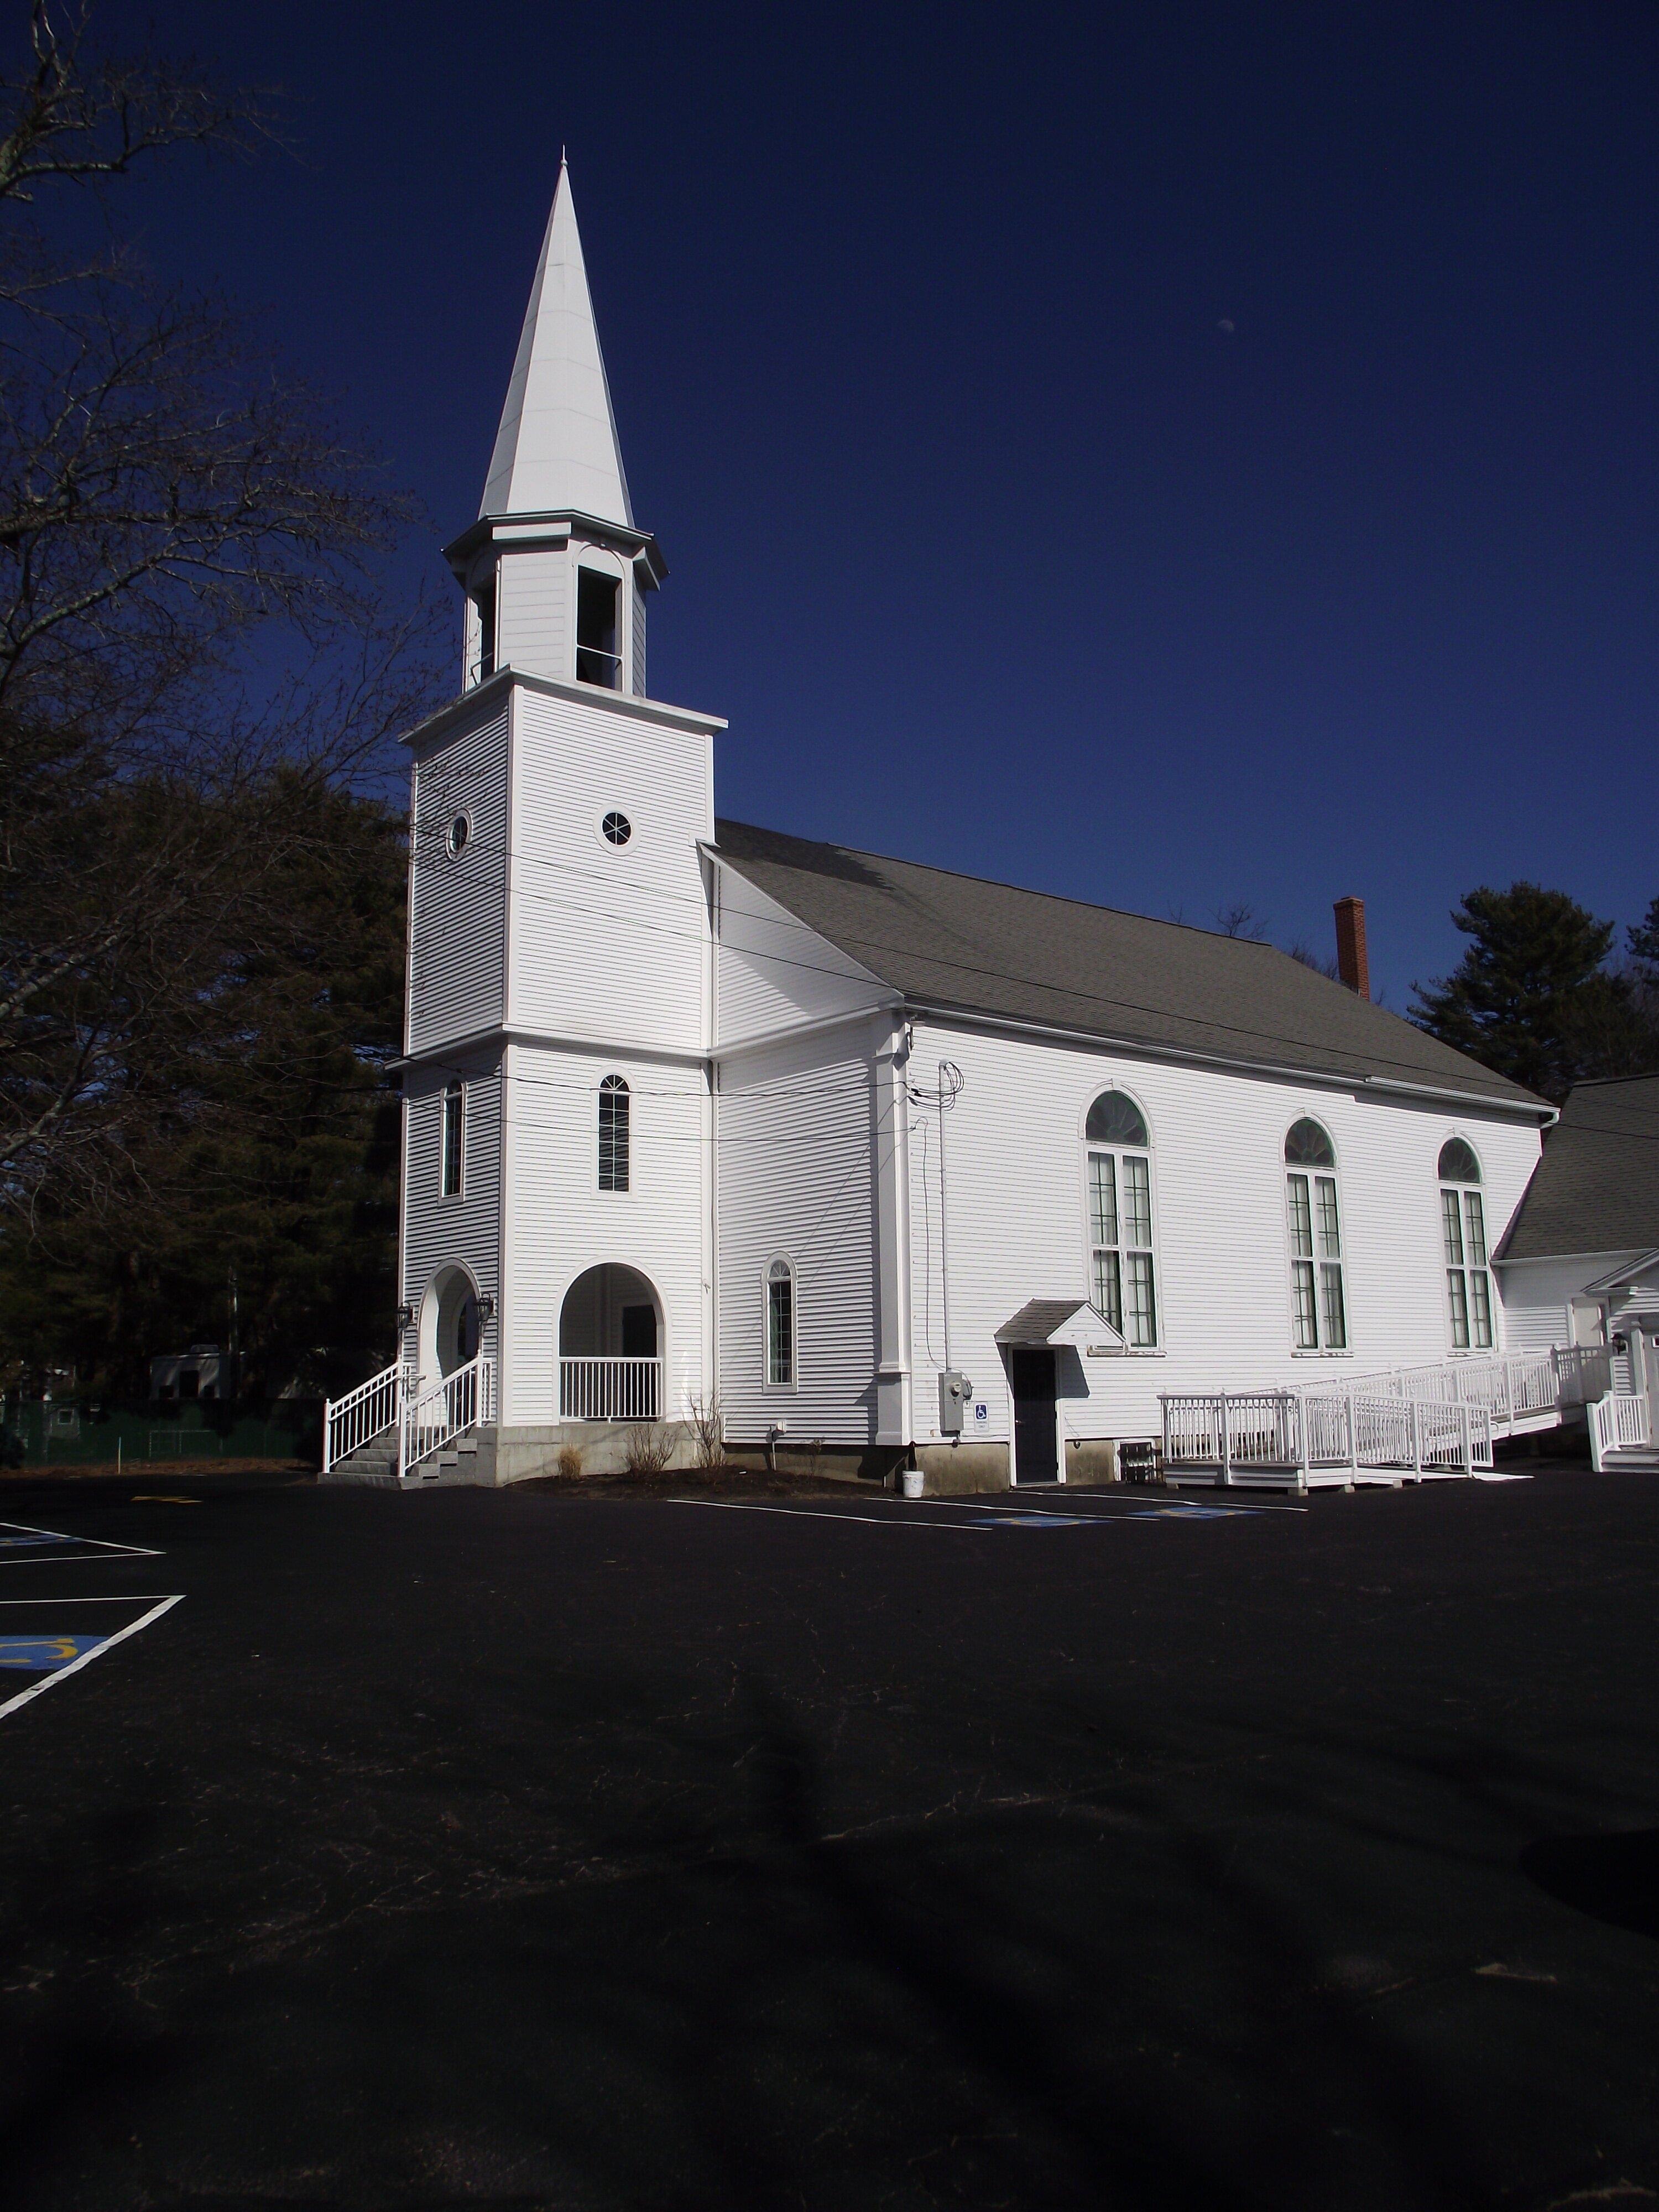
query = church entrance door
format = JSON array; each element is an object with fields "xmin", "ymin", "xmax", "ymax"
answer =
[{"xmin": 1010, "ymin": 1349, "xmax": 1058, "ymax": 1484}]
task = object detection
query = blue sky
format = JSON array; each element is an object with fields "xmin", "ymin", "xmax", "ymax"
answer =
[{"xmin": 111, "ymin": 1, "xmax": 1659, "ymax": 1004}]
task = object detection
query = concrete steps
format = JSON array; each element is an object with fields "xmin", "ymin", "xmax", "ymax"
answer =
[
  {"xmin": 321, "ymin": 1427, "xmax": 497, "ymax": 1488},
  {"xmin": 321, "ymin": 1438, "xmax": 399, "ymax": 1486},
  {"xmin": 401, "ymin": 1431, "xmax": 495, "ymax": 1487}
]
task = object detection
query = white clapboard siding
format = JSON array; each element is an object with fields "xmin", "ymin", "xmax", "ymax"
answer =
[
  {"xmin": 507, "ymin": 688, "xmax": 713, "ymax": 1056},
  {"xmin": 717, "ymin": 1025, "xmax": 884, "ymax": 1446},
  {"xmin": 408, "ymin": 702, "xmax": 509, "ymax": 1052},
  {"xmin": 905, "ymin": 1019, "xmax": 1545, "ymax": 1446},
  {"xmin": 498, "ymin": 1039, "xmax": 710, "ymax": 1427},
  {"xmin": 401, "ymin": 1055, "xmax": 503, "ymax": 1373},
  {"xmin": 497, "ymin": 550, "xmax": 570, "ymax": 682},
  {"xmin": 1494, "ymin": 1253, "xmax": 1637, "ymax": 1355},
  {"xmin": 714, "ymin": 865, "xmax": 891, "ymax": 1047}
]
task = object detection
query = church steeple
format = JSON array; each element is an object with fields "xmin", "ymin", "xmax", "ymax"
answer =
[
  {"xmin": 445, "ymin": 162, "xmax": 664, "ymax": 698},
  {"xmin": 479, "ymin": 161, "xmax": 633, "ymax": 528}
]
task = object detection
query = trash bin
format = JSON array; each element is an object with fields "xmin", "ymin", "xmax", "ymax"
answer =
[{"xmin": 1118, "ymin": 1439, "xmax": 1160, "ymax": 1486}]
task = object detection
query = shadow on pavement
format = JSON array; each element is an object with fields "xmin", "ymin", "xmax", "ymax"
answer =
[{"xmin": 1521, "ymin": 1827, "xmax": 1659, "ymax": 1943}]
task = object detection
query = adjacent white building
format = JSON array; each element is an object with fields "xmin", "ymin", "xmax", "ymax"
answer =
[
  {"xmin": 1495, "ymin": 1075, "xmax": 1659, "ymax": 1467},
  {"xmin": 337, "ymin": 166, "xmax": 1568, "ymax": 1493}
]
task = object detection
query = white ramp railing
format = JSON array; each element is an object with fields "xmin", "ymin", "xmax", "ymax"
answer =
[
  {"xmin": 401, "ymin": 1356, "xmax": 495, "ymax": 1480},
  {"xmin": 1589, "ymin": 1393, "xmax": 1651, "ymax": 1470},
  {"xmin": 560, "ymin": 1357, "xmax": 662, "ymax": 1422},
  {"xmin": 1161, "ymin": 1389, "xmax": 1493, "ymax": 1481},
  {"xmin": 1303, "ymin": 1351, "xmax": 1579, "ymax": 1437},
  {"xmin": 1554, "ymin": 1345, "xmax": 1615, "ymax": 1407},
  {"xmin": 324, "ymin": 1361, "xmax": 413, "ymax": 1474}
]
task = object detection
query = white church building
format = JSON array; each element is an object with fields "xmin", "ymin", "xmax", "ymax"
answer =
[{"xmin": 324, "ymin": 168, "xmax": 1593, "ymax": 1495}]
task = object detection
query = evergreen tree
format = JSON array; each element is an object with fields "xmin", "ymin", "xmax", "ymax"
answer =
[
  {"xmin": 1412, "ymin": 882, "xmax": 1656, "ymax": 1103},
  {"xmin": 0, "ymin": 779, "xmax": 407, "ymax": 1398},
  {"xmin": 1629, "ymin": 896, "xmax": 1659, "ymax": 971}
]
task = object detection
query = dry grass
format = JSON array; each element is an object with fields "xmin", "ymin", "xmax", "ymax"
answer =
[{"xmin": 556, "ymin": 1443, "xmax": 584, "ymax": 1480}]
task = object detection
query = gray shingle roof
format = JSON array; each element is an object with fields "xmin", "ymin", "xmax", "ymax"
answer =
[
  {"xmin": 1495, "ymin": 1076, "xmax": 1659, "ymax": 1261},
  {"xmin": 995, "ymin": 1300, "xmax": 1091, "ymax": 1345},
  {"xmin": 711, "ymin": 821, "xmax": 1545, "ymax": 1111}
]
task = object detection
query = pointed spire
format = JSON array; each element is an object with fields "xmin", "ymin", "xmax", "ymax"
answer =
[{"xmin": 478, "ymin": 161, "xmax": 634, "ymax": 527}]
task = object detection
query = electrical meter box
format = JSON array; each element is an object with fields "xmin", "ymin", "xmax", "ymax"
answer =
[{"xmin": 938, "ymin": 1370, "xmax": 974, "ymax": 1435}]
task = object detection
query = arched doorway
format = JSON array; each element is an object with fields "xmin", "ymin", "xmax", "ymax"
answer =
[
  {"xmin": 419, "ymin": 1265, "xmax": 481, "ymax": 1385},
  {"xmin": 560, "ymin": 1263, "xmax": 663, "ymax": 1419}
]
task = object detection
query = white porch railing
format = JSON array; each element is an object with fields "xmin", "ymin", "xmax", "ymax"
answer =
[
  {"xmin": 1553, "ymin": 1344, "xmax": 1615, "ymax": 1407},
  {"xmin": 1161, "ymin": 1389, "xmax": 1494, "ymax": 1482},
  {"xmin": 401, "ymin": 1356, "xmax": 495, "ymax": 1479},
  {"xmin": 1589, "ymin": 1392, "xmax": 1651, "ymax": 1470},
  {"xmin": 560, "ymin": 1357, "xmax": 662, "ymax": 1422},
  {"xmin": 1302, "ymin": 1350, "xmax": 1590, "ymax": 1436},
  {"xmin": 324, "ymin": 1361, "xmax": 414, "ymax": 1474}
]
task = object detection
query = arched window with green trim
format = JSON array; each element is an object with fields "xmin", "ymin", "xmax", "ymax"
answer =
[
  {"xmin": 1438, "ymin": 1138, "xmax": 1491, "ymax": 1349},
  {"xmin": 1085, "ymin": 1092, "xmax": 1157, "ymax": 1346},
  {"xmin": 1285, "ymin": 1119, "xmax": 1346, "ymax": 1349}
]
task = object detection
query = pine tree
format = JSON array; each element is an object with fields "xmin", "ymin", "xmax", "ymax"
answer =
[{"xmin": 1412, "ymin": 882, "xmax": 1657, "ymax": 1103}]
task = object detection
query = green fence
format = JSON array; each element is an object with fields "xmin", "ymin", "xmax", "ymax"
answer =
[{"xmin": 1, "ymin": 1399, "xmax": 323, "ymax": 1468}]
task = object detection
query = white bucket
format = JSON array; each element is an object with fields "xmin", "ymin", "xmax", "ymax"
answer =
[{"xmin": 900, "ymin": 1468, "xmax": 925, "ymax": 1500}]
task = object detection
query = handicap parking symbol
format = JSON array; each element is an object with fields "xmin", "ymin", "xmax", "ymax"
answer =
[{"xmin": 0, "ymin": 1634, "xmax": 107, "ymax": 1670}]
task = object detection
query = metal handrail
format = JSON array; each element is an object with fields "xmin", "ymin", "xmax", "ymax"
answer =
[
  {"xmin": 401, "ymin": 1357, "xmax": 495, "ymax": 1481},
  {"xmin": 324, "ymin": 1361, "xmax": 414, "ymax": 1474}
]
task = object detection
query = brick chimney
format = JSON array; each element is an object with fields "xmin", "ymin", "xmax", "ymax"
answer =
[{"xmin": 1333, "ymin": 896, "xmax": 1369, "ymax": 999}]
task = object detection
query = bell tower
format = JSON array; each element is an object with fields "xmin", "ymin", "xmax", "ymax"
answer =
[
  {"xmin": 398, "ymin": 159, "xmax": 722, "ymax": 1482},
  {"xmin": 442, "ymin": 160, "xmax": 666, "ymax": 696}
]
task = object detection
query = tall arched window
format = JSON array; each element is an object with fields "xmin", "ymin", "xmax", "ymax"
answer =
[
  {"xmin": 1085, "ymin": 1091, "xmax": 1157, "ymax": 1345},
  {"xmin": 1438, "ymin": 1138, "xmax": 1491, "ymax": 1349},
  {"xmin": 1285, "ymin": 1118, "xmax": 1346, "ymax": 1349},
  {"xmin": 766, "ymin": 1258, "xmax": 795, "ymax": 1386},
  {"xmin": 598, "ymin": 1074, "xmax": 630, "ymax": 1192}
]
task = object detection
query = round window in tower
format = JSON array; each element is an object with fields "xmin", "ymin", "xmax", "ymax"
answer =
[
  {"xmin": 445, "ymin": 809, "xmax": 473, "ymax": 860},
  {"xmin": 601, "ymin": 810, "xmax": 633, "ymax": 848}
]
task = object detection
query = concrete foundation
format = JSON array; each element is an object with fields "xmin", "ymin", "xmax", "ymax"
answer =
[
  {"xmin": 338, "ymin": 1425, "xmax": 1128, "ymax": 1495},
  {"xmin": 491, "ymin": 1422, "xmax": 700, "ymax": 1483}
]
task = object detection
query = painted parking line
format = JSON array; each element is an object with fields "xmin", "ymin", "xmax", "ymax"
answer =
[
  {"xmin": 0, "ymin": 1520, "xmax": 160, "ymax": 1565},
  {"xmin": 665, "ymin": 1497, "xmax": 1289, "ymax": 1531},
  {"xmin": 0, "ymin": 1595, "xmax": 182, "ymax": 1721}
]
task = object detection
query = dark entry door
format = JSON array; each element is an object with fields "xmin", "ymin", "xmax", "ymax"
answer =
[
  {"xmin": 1010, "ymin": 1349, "xmax": 1058, "ymax": 1484},
  {"xmin": 620, "ymin": 1303, "xmax": 658, "ymax": 1358}
]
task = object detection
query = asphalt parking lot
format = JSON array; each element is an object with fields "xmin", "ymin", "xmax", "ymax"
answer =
[{"xmin": 1, "ymin": 1468, "xmax": 1656, "ymax": 2211}]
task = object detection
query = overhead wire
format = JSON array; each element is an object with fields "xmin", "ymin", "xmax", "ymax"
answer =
[{"xmin": 405, "ymin": 818, "xmax": 1538, "ymax": 1099}]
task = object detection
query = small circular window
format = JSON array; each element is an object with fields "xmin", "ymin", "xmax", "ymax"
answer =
[
  {"xmin": 601, "ymin": 810, "xmax": 632, "ymax": 848},
  {"xmin": 445, "ymin": 810, "xmax": 472, "ymax": 860}
]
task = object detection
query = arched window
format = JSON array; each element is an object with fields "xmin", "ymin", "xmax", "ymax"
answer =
[
  {"xmin": 441, "ymin": 1081, "xmax": 464, "ymax": 1197},
  {"xmin": 598, "ymin": 1075, "xmax": 629, "ymax": 1192},
  {"xmin": 1438, "ymin": 1138, "xmax": 1491, "ymax": 1349},
  {"xmin": 766, "ymin": 1259, "xmax": 795, "ymax": 1386},
  {"xmin": 1285, "ymin": 1119, "xmax": 1346, "ymax": 1349},
  {"xmin": 1085, "ymin": 1092, "xmax": 1157, "ymax": 1345}
]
